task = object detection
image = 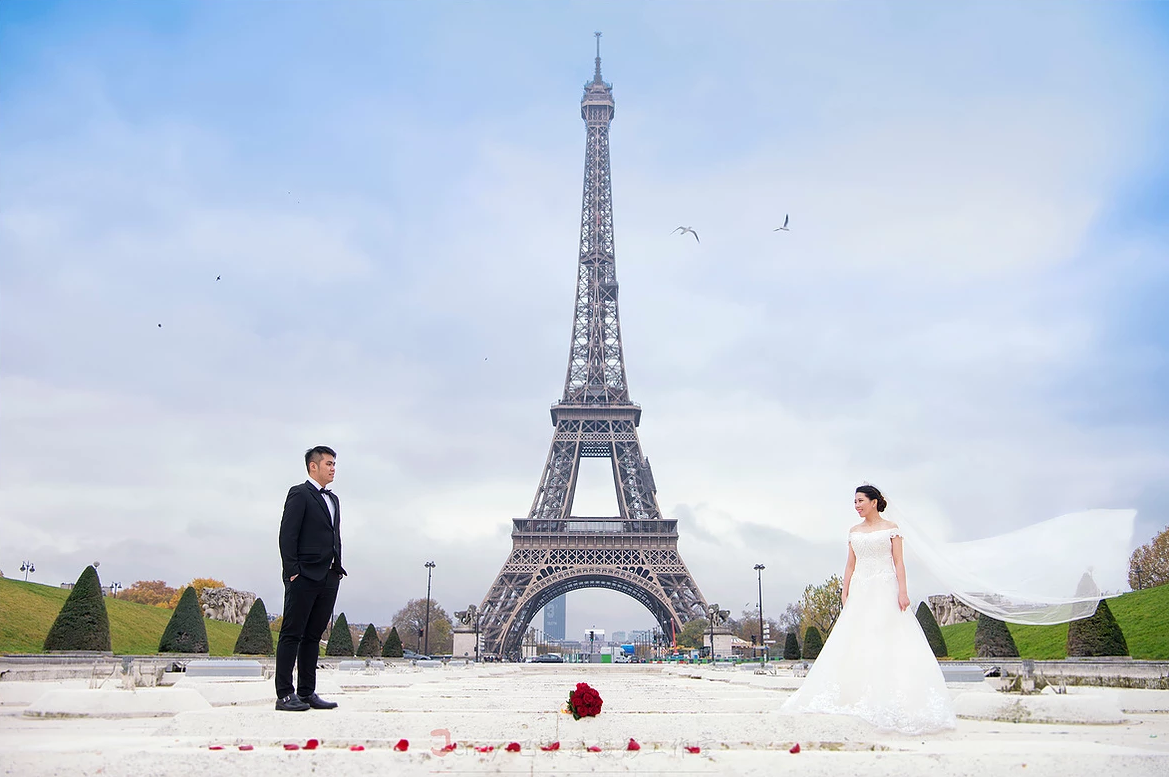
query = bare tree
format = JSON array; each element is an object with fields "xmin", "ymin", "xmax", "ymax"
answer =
[
  {"xmin": 777, "ymin": 601, "xmax": 803, "ymax": 634},
  {"xmin": 390, "ymin": 598, "xmax": 453, "ymax": 654}
]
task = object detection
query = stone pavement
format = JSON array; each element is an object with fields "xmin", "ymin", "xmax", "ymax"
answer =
[{"xmin": 1, "ymin": 661, "xmax": 1167, "ymax": 776}]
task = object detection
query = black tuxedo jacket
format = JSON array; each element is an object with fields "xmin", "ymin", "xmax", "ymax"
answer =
[{"xmin": 279, "ymin": 481, "xmax": 346, "ymax": 582}]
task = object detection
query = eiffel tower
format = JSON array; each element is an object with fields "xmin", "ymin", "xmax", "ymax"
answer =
[{"xmin": 475, "ymin": 35, "xmax": 709, "ymax": 660}]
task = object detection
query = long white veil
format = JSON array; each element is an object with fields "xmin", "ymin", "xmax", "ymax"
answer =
[{"xmin": 888, "ymin": 504, "xmax": 1137, "ymax": 625}]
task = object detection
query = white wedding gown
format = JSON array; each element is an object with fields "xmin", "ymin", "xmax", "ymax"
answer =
[{"xmin": 781, "ymin": 528, "xmax": 958, "ymax": 734}]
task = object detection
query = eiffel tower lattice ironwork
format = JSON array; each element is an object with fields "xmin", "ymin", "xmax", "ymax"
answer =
[{"xmin": 476, "ymin": 35, "xmax": 709, "ymax": 659}]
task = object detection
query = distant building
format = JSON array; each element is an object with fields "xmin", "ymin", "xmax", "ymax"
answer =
[
  {"xmin": 611, "ymin": 630, "xmax": 627, "ymax": 644},
  {"xmin": 544, "ymin": 594, "xmax": 566, "ymax": 640}
]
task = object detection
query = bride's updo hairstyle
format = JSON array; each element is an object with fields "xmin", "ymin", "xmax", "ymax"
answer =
[{"xmin": 856, "ymin": 485, "xmax": 888, "ymax": 512}]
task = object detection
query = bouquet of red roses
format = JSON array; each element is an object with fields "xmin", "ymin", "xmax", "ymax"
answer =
[{"xmin": 567, "ymin": 682, "xmax": 603, "ymax": 719}]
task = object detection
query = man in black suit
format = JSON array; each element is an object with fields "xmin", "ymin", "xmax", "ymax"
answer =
[{"xmin": 275, "ymin": 445, "xmax": 347, "ymax": 711}]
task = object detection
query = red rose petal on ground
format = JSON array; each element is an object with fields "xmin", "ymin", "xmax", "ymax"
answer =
[
  {"xmin": 394, "ymin": 739, "xmax": 409, "ymax": 751},
  {"xmin": 283, "ymin": 744, "xmax": 300, "ymax": 751},
  {"xmin": 790, "ymin": 743, "xmax": 801, "ymax": 754},
  {"xmin": 685, "ymin": 746, "xmax": 701, "ymax": 754},
  {"xmin": 207, "ymin": 745, "xmax": 223, "ymax": 750},
  {"xmin": 349, "ymin": 745, "xmax": 365, "ymax": 752},
  {"xmin": 441, "ymin": 742, "xmax": 457, "ymax": 752},
  {"xmin": 540, "ymin": 741, "xmax": 561, "ymax": 751},
  {"xmin": 475, "ymin": 745, "xmax": 494, "ymax": 753},
  {"xmin": 587, "ymin": 745, "xmax": 602, "ymax": 752},
  {"xmin": 505, "ymin": 742, "xmax": 522, "ymax": 752},
  {"xmin": 304, "ymin": 739, "xmax": 319, "ymax": 750},
  {"xmin": 238, "ymin": 745, "xmax": 254, "ymax": 751},
  {"xmin": 626, "ymin": 738, "xmax": 641, "ymax": 751}
]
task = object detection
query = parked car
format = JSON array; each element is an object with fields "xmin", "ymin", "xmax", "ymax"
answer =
[
  {"xmin": 531, "ymin": 653, "xmax": 564, "ymax": 663},
  {"xmin": 403, "ymin": 649, "xmax": 432, "ymax": 661}
]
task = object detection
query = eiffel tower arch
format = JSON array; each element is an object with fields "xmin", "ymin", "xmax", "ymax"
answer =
[{"xmin": 476, "ymin": 36, "xmax": 709, "ymax": 660}]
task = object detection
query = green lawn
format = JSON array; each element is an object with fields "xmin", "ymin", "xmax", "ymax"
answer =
[
  {"xmin": 938, "ymin": 584, "xmax": 1169, "ymax": 660},
  {"xmin": 0, "ymin": 577, "xmax": 276, "ymax": 656}
]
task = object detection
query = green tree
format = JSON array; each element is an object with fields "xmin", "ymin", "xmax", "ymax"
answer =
[
  {"xmin": 799, "ymin": 575, "xmax": 843, "ymax": 638},
  {"xmin": 783, "ymin": 631, "xmax": 801, "ymax": 660},
  {"xmin": 390, "ymin": 598, "xmax": 455, "ymax": 654},
  {"xmin": 675, "ymin": 618, "xmax": 708, "ymax": 649},
  {"xmin": 233, "ymin": 598, "xmax": 275, "ymax": 655},
  {"xmin": 159, "ymin": 585, "xmax": 209, "ymax": 653},
  {"xmin": 1067, "ymin": 599, "xmax": 1129, "ymax": 657},
  {"xmin": 974, "ymin": 613, "xmax": 1019, "ymax": 658},
  {"xmin": 802, "ymin": 627, "xmax": 824, "ymax": 659},
  {"xmin": 915, "ymin": 602, "xmax": 948, "ymax": 658},
  {"xmin": 356, "ymin": 623, "xmax": 381, "ymax": 657},
  {"xmin": 326, "ymin": 613, "xmax": 355, "ymax": 656},
  {"xmin": 43, "ymin": 565, "xmax": 111, "ymax": 652},
  {"xmin": 382, "ymin": 626, "xmax": 404, "ymax": 657}
]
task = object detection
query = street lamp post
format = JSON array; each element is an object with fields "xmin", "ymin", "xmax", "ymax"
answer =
[
  {"xmin": 111, "ymin": 582, "xmax": 123, "ymax": 598},
  {"xmin": 423, "ymin": 561, "xmax": 436, "ymax": 655},
  {"xmin": 754, "ymin": 563, "xmax": 766, "ymax": 664},
  {"xmin": 706, "ymin": 602, "xmax": 720, "ymax": 663},
  {"xmin": 20, "ymin": 561, "xmax": 34, "ymax": 582},
  {"xmin": 1134, "ymin": 563, "xmax": 1143, "ymax": 591}
]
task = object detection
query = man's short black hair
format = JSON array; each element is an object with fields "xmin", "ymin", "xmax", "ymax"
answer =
[{"xmin": 305, "ymin": 446, "xmax": 337, "ymax": 471}]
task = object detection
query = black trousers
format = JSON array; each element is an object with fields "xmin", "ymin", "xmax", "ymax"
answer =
[{"xmin": 275, "ymin": 569, "xmax": 341, "ymax": 698}]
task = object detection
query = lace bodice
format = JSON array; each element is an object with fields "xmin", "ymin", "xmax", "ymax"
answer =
[{"xmin": 849, "ymin": 528, "xmax": 901, "ymax": 582}]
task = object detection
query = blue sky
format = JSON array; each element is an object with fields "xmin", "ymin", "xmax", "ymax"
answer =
[{"xmin": 2, "ymin": 1, "xmax": 1167, "ymax": 636}]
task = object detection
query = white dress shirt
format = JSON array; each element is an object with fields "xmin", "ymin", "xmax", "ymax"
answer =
[{"xmin": 307, "ymin": 478, "xmax": 336, "ymax": 522}]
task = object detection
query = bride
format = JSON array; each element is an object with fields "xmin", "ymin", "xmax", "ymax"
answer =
[{"xmin": 780, "ymin": 485, "xmax": 957, "ymax": 734}]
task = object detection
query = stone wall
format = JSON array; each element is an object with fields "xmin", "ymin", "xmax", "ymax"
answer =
[
  {"xmin": 928, "ymin": 594, "xmax": 978, "ymax": 626},
  {"xmin": 198, "ymin": 586, "xmax": 257, "ymax": 625}
]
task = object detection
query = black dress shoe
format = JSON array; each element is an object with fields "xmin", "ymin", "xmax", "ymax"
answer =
[
  {"xmin": 299, "ymin": 692, "xmax": 338, "ymax": 710},
  {"xmin": 275, "ymin": 693, "xmax": 310, "ymax": 712}
]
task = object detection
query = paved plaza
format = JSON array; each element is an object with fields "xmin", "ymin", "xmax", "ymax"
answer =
[{"xmin": 2, "ymin": 661, "xmax": 1168, "ymax": 776}]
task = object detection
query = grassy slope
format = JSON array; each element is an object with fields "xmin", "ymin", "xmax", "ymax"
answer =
[
  {"xmin": 0, "ymin": 577, "xmax": 276, "ymax": 656},
  {"xmin": 938, "ymin": 584, "xmax": 1169, "ymax": 660}
]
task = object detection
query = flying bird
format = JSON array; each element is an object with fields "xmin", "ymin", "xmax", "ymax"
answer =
[
  {"xmin": 216, "ymin": 275, "xmax": 221, "ymax": 281},
  {"xmin": 672, "ymin": 226, "xmax": 700, "ymax": 243},
  {"xmin": 774, "ymin": 214, "xmax": 790, "ymax": 232},
  {"xmin": 157, "ymin": 323, "xmax": 162, "ymax": 328}
]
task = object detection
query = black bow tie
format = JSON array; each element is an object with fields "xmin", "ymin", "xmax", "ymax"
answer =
[{"xmin": 319, "ymin": 487, "xmax": 333, "ymax": 495}]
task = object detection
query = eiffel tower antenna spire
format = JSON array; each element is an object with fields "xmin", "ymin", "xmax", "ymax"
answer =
[
  {"xmin": 594, "ymin": 31, "xmax": 603, "ymax": 84},
  {"xmin": 463, "ymin": 40, "xmax": 709, "ymax": 662}
]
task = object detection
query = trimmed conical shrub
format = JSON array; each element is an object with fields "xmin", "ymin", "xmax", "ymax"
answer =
[
  {"xmin": 974, "ymin": 613, "xmax": 1018, "ymax": 658},
  {"xmin": 783, "ymin": 631, "xmax": 801, "ymax": 660},
  {"xmin": 1067, "ymin": 599, "xmax": 1129, "ymax": 657},
  {"xmin": 916, "ymin": 601, "xmax": 948, "ymax": 658},
  {"xmin": 802, "ymin": 627, "xmax": 824, "ymax": 659},
  {"xmin": 382, "ymin": 626, "xmax": 404, "ymax": 657},
  {"xmin": 233, "ymin": 598, "xmax": 275, "ymax": 655},
  {"xmin": 159, "ymin": 586, "xmax": 209, "ymax": 653},
  {"xmin": 43, "ymin": 565, "xmax": 111, "ymax": 651},
  {"xmin": 356, "ymin": 623, "xmax": 381, "ymax": 657},
  {"xmin": 325, "ymin": 612, "xmax": 355, "ymax": 656}
]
